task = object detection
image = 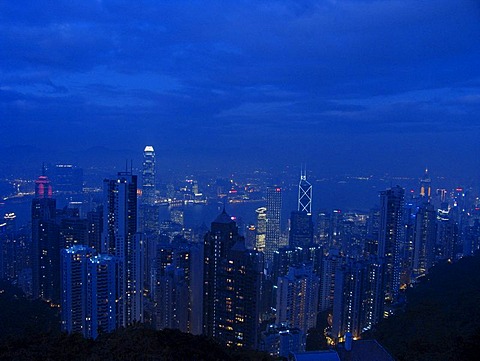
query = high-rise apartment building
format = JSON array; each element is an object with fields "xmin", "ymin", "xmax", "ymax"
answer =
[
  {"xmin": 276, "ymin": 264, "xmax": 319, "ymax": 335},
  {"xmin": 61, "ymin": 245, "xmax": 119, "ymax": 339},
  {"xmin": 102, "ymin": 172, "xmax": 143, "ymax": 327},
  {"xmin": 203, "ymin": 210, "xmax": 263, "ymax": 349},
  {"xmin": 331, "ymin": 257, "xmax": 383, "ymax": 343},
  {"xmin": 32, "ymin": 173, "xmax": 58, "ymax": 302},
  {"xmin": 412, "ymin": 203, "xmax": 436, "ymax": 278},
  {"xmin": 378, "ymin": 186, "xmax": 404, "ymax": 302},
  {"xmin": 61, "ymin": 245, "xmax": 95, "ymax": 334}
]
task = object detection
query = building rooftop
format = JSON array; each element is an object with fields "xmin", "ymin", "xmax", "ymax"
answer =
[
  {"xmin": 290, "ymin": 350, "xmax": 341, "ymax": 361},
  {"xmin": 213, "ymin": 208, "xmax": 234, "ymax": 224},
  {"xmin": 336, "ymin": 339, "xmax": 395, "ymax": 361}
]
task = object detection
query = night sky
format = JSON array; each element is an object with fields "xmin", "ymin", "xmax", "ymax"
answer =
[{"xmin": 1, "ymin": 1, "xmax": 480, "ymax": 177}]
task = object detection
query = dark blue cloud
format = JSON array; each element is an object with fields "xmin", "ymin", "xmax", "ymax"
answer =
[{"xmin": 1, "ymin": 0, "xmax": 480, "ymax": 177}]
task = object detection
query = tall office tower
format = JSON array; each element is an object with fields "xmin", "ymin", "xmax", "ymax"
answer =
[
  {"xmin": 316, "ymin": 210, "xmax": 330, "ymax": 247},
  {"xmin": 203, "ymin": 210, "xmax": 263, "ymax": 349},
  {"xmin": 412, "ymin": 203, "xmax": 436, "ymax": 278},
  {"xmin": 276, "ymin": 264, "xmax": 319, "ymax": 335},
  {"xmin": 255, "ymin": 207, "xmax": 267, "ymax": 252},
  {"xmin": 32, "ymin": 173, "xmax": 59, "ymax": 302},
  {"xmin": 378, "ymin": 186, "xmax": 404, "ymax": 302},
  {"xmin": 102, "ymin": 172, "xmax": 143, "ymax": 327},
  {"xmin": 141, "ymin": 146, "xmax": 159, "ymax": 236},
  {"xmin": 142, "ymin": 146, "xmax": 156, "ymax": 206},
  {"xmin": 318, "ymin": 248, "xmax": 342, "ymax": 312},
  {"xmin": 332, "ymin": 258, "xmax": 384, "ymax": 342},
  {"xmin": 86, "ymin": 254, "xmax": 119, "ymax": 339},
  {"xmin": 289, "ymin": 211, "xmax": 314, "ymax": 248},
  {"xmin": 298, "ymin": 169, "xmax": 312, "ymax": 215},
  {"xmin": 419, "ymin": 168, "xmax": 432, "ymax": 201},
  {"xmin": 61, "ymin": 245, "xmax": 95, "ymax": 334},
  {"xmin": 288, "ymin": 170, "xmax": 313, "ymax": 250},
  {"xmin": 265, "ymin": 187, "xmax": 282, "ymax": 263}
]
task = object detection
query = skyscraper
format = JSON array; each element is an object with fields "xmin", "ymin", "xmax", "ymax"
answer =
[
  {"xmin": 265, "ymin": 187, "xmax": 282, "ymax": 263},
  {"xmin": 153, "ymin": 239, "xmax": 203, "ymax": 334},
  {"xmin": 142, "ymin": 146, "xmax": 156, "ymax": 206},
  {"xmin": 331, "ymin": 258, "xmax": 383, "ymax": 342},
  {"xmin": 298, "ymin": 169, "xmax": 312, "ymax": 215},
  {"xmin": 289, "ymin": 211, "xmax": 314, "ymax": 248},
  {"xmin": 61, "ymin": 245, "xmax": 95, "ymax": 334},
  {"xmin": 289, "ymin": 170, "xmax": 313, "ymax": 248},
  {"xmin": 140, "ymin": 146, "xmax": 159, "ymax": 235},
  {"xmin": 419, "ymin": 168, "xmax": 432, "ymax": 201},
  {"xmin": 378, "ymin": 186, "xmax": 404, "ymax": 302},
  {"xmin": 276, "ymin": 264, "xmax": 319, "ymax": 335},
  {"xmin": 412, "ymin": 203, "xmax": 436, "ymax": 278},
  {"xmin": 102, "ymin": 172, "xmax": 143, "ymax": 327},
  {"xmin": 203, "ymin": 209, "xmax": 263, "ymax": 349},
  {"xmin": 255, "ymin": 207, "xmax": 267, "ymax": 252},
  {"xmin": 32, "ymin": 172, "xmax": 58, "ymax": 302},
  {"xmin": 86, "ymin": 254, "xmax": 119, "ymax": 339}
]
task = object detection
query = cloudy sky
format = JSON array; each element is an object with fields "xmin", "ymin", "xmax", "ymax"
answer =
[{"xmin": 1, "ymin": 0, "xmax": 480, "ymax": 177}]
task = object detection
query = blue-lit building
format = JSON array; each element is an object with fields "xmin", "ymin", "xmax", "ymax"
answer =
[
  {"xmin": 86, "ymin": 254, "xmax": 119, "ymax": 339},
  {"xmin": 61, "ymin": 245, "xmax": 95, "ymax": 335},
  {"xmin": 102, "ymin": 172, "xmax": 143, "ymax": 327}
]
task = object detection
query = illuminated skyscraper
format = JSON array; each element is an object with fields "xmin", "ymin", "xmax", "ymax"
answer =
[
  {"xmin": 378, "ymin": 186, "xmax": 404, "ymax": 302},
  {"xmin": 419, "ymin": 168, "xmax": 431, "ymax": 201},
  {"xmin": 276, "ymin": 264, "xmax": 319, "ymax": 335},
  {"xmin": 290, "ymin": 169, "xmax": 313, "ymax": 248},
  {"xmin": 61, "ymin": 245, "xmax": 95, "ymax": 335},
  {"xmin": 141, "ymin": 146, "xmax": 159, "ymax": 235},
  {"xmin": 142, "ymin": 146, "xmax": 156, "ymax": 206},
  {"xmin": 298, "ymin": 169, "xmax": 312, "ymax": 215},
  {"xmin": 256, "ymin": 207, "xmax": 267, "ymax": 252},
  {"xmin": 86, "ymin": 254, "xmax": 119, "ymax": 339},
  {"xmin": 332, "ymin": 258, "xmax": 384, "ymax": 342},
  {"xmin": 102, "ymin": 172, "xmax": 143, "ymax": 327},
  {"xmin": 203, "ymin": 210, "xmax": 263, "ymax": 349},
  {"xmin": 265, "ymin": 187, "xmax": 282, "ymax": 263},
  {"xmin": 412, "ymin": 203, "xmax": 436, "ymax": 278},
  {"xmin": 32, "ymin": 172, "xmax": 58, "ymax": 302}
]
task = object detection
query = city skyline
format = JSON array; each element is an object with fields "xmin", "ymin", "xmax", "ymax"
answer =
[{"xmin": 2, "ymin": 1, "xmax": 480, "ymax": 358}]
